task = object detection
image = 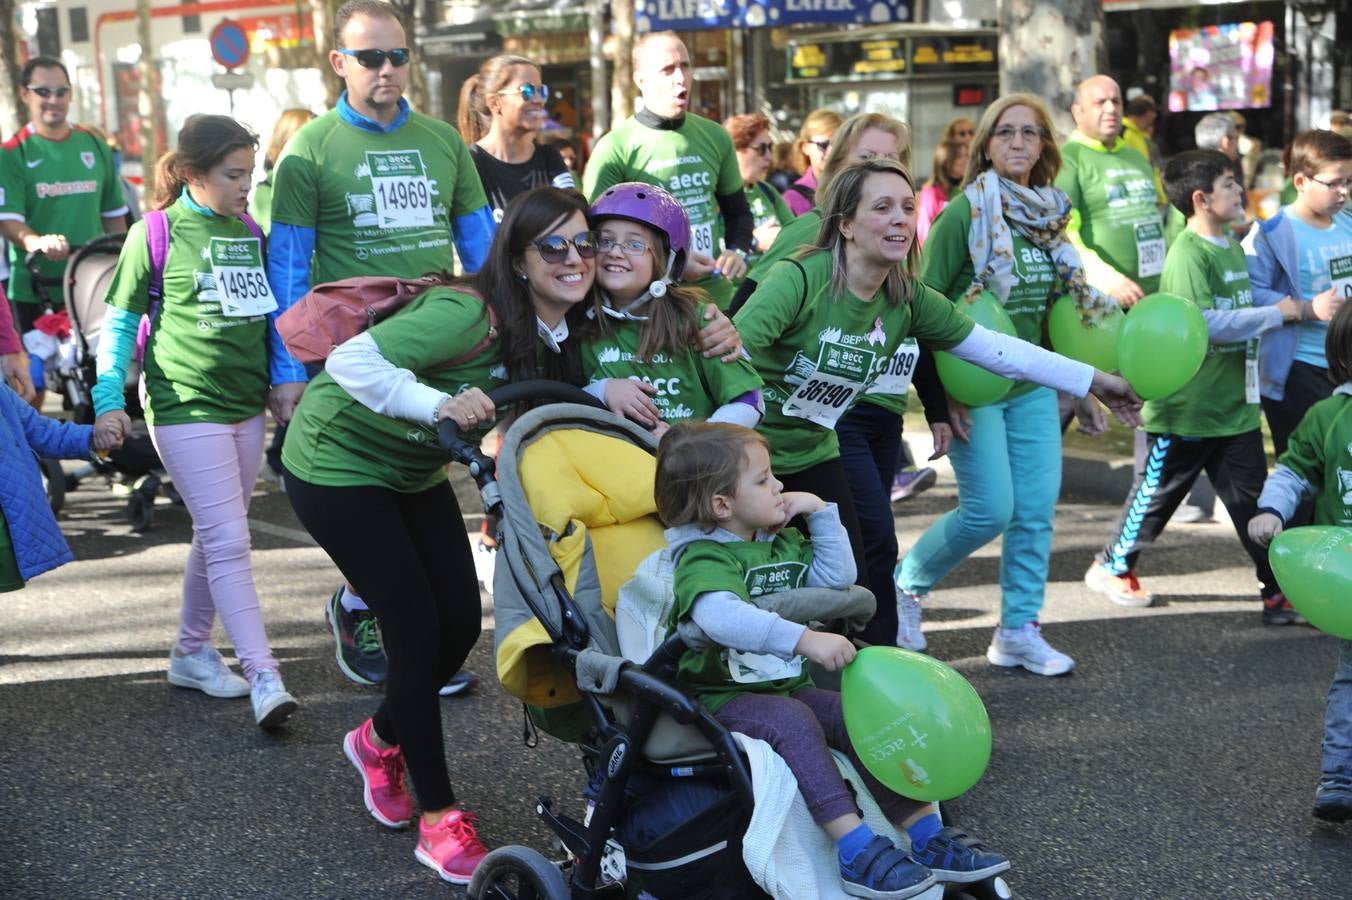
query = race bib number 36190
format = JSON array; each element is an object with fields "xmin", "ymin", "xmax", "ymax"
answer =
[
  {"xmin": 783, "ymin": 340, "xmax": 877, "ymax": 428},
  {"xmin": 367, "ymin": 150, "xmax": 434, "ymax": 229}
]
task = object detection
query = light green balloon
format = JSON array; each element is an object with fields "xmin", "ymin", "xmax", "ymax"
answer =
[
  {"xmin": 936, "ymin": 290, "xmax": 1016, "ymax": 407},
  {"xmin": 1270, "ymin": 526, "xmax": 1352, "ymax": 639},
  {"xmin": 1116, "ymin": 292, "xmax": 1208, "ymax": 400},
  {"xmin": 841, "ymin": 646, "xmax": 992, "ymax": 802},
  {"xmin": 1048, "ymin": 294, "xmax": 1124, "ymax": 372}
]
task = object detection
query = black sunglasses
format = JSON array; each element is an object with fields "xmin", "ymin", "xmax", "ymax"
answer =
[
  {"xmin": 338, "ymin": 47, "xmax": 411, "ymax": 69},
  {"xmin": 753, "ymin": 142, "xmax": 773, "ymax": 156},
  {"xmin": 808, "ymin": 138, "xmax": 831, "ymax": 153},
  {"xmin": 531, "ymin": 231, "xmax": 599, "ymax": 264},
  {"xmin": 26, "ymin": 85, "xmax": 70, "ymax": 99}
]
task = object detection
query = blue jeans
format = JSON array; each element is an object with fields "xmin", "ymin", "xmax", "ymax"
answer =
[
  {"xmin": 836, "ymin": 401, "xmax": 902, "ymax": 646},
  {"xmin": 896, "ymin": 387, "xmax": 1060, "ymax": 629},
  {"xmin": 1323, "ymin": 641, "xmax": 1352, "ymax": 788}
]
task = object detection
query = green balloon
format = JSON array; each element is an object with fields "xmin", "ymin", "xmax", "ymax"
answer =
[
  {"xmin": 1270, "ymin": 526, "xmax": 1352, "ymax": 639},
  {"xmin": 1048, "ymin": 294, "xmax": 1123, "ymax": 372},
  {"xmin": 841, "ymin": 646, "xmax": 992, "ymax": 802},
  {"xmin": 1115, "ymin": 292, "xmax": 1208, "ymax": 400},
  {"xmin": 936, "ymin": 290, "xmax": 1016, "ymax": 407}
]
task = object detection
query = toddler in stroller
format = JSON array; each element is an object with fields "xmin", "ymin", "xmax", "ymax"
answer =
[
  {"xmin": 452, "ymin": 390, "xmax": 1010, "ymax": 900},
  {"xmin": 21, "ymin": 239, "xmax": 171, "ymax": 528}
]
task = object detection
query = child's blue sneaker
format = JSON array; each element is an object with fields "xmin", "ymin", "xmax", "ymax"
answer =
[
  {"xmin": 840, "ymin": 835, "xmax": 938, "ymax": 899},
  {"xmin": 909, "ymin": 825, "xmax": 1010, "ymax": 884}
]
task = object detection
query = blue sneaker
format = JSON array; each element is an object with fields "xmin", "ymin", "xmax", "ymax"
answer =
[
  {"xmin": 910, "ymin": 825, "xmax": 1010, "ymax": 884},
  {"xmin": 840, "ymin": 835, "xmax": 938, "ymax": 899},
  {"xmin": 1313, "ymin": 782, "xmax": 1352, "ymax": 822}
]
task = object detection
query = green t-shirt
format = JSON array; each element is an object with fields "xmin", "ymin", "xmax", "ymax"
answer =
[
  {"xmin": 744, "ymin": 181, "xmax": 795, "ymax": 269},
  {"xmin": 919, "ymin": 193, "xmax": 1059, "ymax": 401},
  {"xmin": 584, "ymin": 114, "xmax": 744, "ymax": 308},
  {"xmin": 0, "ymin": 125, "xmax": 126, "ymax": 304},
  {"xmin": 1278, "ymin": 394, "xmax": 1352, "ymax": 528},
  {"xmin": 745, "ymin": 210, "xmax": 821, "ymax": 286},
  {"xmin": 734, "ymin": 251, "xmax": 974, "ymax": 474},
  {"xmin": 282, "ymin": 289, "xmax": 505, "ymax": 492},
  {"xmin": 104, "ymin": 197, "xmax": 270, "ymax": 425},
  {"xmin": 269, "ymin": 109, "xmax": 487, "ymax": 283},
  {"xmin": 0, "ymin": 510, "xmax": 25, "ymax": 593},
  {"xmin": 249, "ymin": 172, "xmax": 274, "ymax": 235},
  {"xmin": 1143, "ymin": 229, "xmax": 1259, "ymax": 437},
  {"xmin": 1057, "ymin": 133, "xmax": 1166, "ymax": 296},
  {"xmin": 672, "ymin": 532, "xmax": 815, "ymax": 713},
  {"xmin": 580, "ymin": 318, "xmax": 762, "ymax": 423}
]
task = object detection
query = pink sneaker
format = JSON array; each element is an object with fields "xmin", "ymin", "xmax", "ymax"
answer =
[
  {"xmin": 343, "ymin": 719, "xmax": 413, "ymax": 828},
  {"xmin": 414, "ymin": 808, "xmax": 489, "ymax": 884}
]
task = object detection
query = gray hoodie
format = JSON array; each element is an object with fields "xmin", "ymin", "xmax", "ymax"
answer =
[{"xmin": 664, "ymin": 503, "xmax": 856, "ymax": 660}]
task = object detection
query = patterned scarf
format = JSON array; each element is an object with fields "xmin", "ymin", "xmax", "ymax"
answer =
[{"xmin": 963, "ymin": 169, "xmax": 1118, "ymax": 325}]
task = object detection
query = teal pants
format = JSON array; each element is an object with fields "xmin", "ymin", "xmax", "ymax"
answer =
[{"xmin": 896, "ymin": 387, "xmax": 1061, "ymax": 629}]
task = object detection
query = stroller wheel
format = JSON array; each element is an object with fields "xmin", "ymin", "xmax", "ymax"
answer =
[
  {"xmin": 127, "ymin": 485, "xmax": 156, "ymax": 533},
  {"xmin": 39, "ymin": 458, "xmax": 66, "ymax": 514},
  {"xmin": 467, "ymin": 845, "xmax": 569, "ymax": 900}
]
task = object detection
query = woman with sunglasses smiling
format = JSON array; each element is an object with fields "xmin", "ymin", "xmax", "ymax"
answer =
[
  {"xmin": 783, "ymin": 108, "xmax": 843, "ymax": 216},
  {"xmin": 281, "ymin": 187, "xmax": 608, "ymax": 886},
  {"xmin": 457, "ymin": 54, "xmax": 575, "ymax": 225},
  {"xmin": 725, "ymin": 113, "xmax": 796, "ymax": 271}
]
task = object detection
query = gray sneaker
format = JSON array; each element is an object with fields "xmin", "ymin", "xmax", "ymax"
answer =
[
  {"xmin": 986, "ymin": 623, "xmax": 1075, "ymax": 676},
  {"xmin": 896, "ymin": 590, "xmax": 927, "ymax": 652},
  {"xmin": 251, "ymin": 669, "xmax": 298, "ymax": 729},
  {"xmin": 167, "ymin": 646, "xmax": 250, "ymax": 698}
]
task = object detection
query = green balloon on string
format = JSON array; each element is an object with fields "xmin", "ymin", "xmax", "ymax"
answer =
[
  {"xmin": 1048, "ymin": 294, "xmax": 1124, "ymax": 372},
  {"xmin": 1270, "ymin": 526, "xmax": 1352, "ymax": 639},
  {"xmin": 936, "ymin": 290, "xmax": 1016, "ymax": 407},
  {"xmin": 841, "ymin": 646, "xmax": 992, "ymax": 802},
  {"xmin": 1116, "ymin": 292, "xmax": 1208, "ymax": 400}
]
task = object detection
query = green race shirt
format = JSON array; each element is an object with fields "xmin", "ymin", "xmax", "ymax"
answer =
[
  {"xmin": 584, "ymin": 115, "xmax": 744, "ymax": 308},
  {"xmin": 580, "ymin": 318, "xmax": 762, "ymax": 423},
  {"xmin": 920, "ymin": 193, "xmax": 1059, "ymax": 401},
  {"xmin": 0, "ymin": 124, "xmax": 126, "ymax": 304},
  {"xmin": 249, "ymin": 172, "xmax": 274, "ymax": 235},
  {"xmin": 269, "ymin": 110, "xmax": 487, "ymax": 283},
  {"xmin": 1278, "ymin": 394, "xmax": 1352, "ymax": 528},
  {"xmin": 672, "ymin": 532, "xmax": 815, "ymax": 713},
  {"xmin": 734, "ymin": 251, "xmax": 973, "ymax": 474},
  {"xmin": 1144, "ymin": 230, "xmax": 1259, "ymax": 437},
  {"xmin": 744, "ymin": 181, "xmax": 795, "ymax": 269},
  {"xmin": 104, "ymin": 197, "xmax": 270, "ymax": 425},
  {"xmin": 745, "ymin": 210, "xmax": 821, "ymax": 285},
  {"xmin": 282, "ymin": 289, "xmax": 505, "ymax": 492},
  {"xmin": 1057, "ymin": 133, "xmax": 1166, "ymax": 296}
]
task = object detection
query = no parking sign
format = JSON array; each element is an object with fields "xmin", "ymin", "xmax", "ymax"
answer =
[{"xmin": 210, "ymin": 19, "xmax": 250, "ymax": 70}]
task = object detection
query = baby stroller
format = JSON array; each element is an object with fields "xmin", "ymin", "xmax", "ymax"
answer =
[
  {"xmin": 22, "ymin": 239, "xmax": 172, "ymax": 531},
  {"xmin": 442, "ymin": 382, "xmax": 1009, "ymax": 900}
]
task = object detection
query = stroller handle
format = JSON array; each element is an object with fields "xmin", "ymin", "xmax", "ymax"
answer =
[{"xmin": 436, "ymin": 379, "xmax": 605, "ymax": 460}]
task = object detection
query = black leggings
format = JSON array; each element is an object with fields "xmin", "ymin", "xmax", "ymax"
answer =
[
  {"xmin": 778, "ymin": 457, "xmax": 873, "ymax": 632},
  {"xmin": 286, "ymin": 474, "xmax": 482, "ymax": 811}
]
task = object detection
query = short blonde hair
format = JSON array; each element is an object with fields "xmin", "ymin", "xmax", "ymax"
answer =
[
  {"xmin": 655, "ymin": 422, "xmax": 768, "ymax": 530},
  {"xmin": 266, "ymin": 108, "xmax": 315, "ymax": 167},
  {"xmin": 964, "ymin": 93, "xmax": 1062, "ymax": 188}
]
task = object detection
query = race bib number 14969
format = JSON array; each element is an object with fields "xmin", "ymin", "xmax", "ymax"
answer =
[{"xmin": 367, "ymin": 150, "xmax": 434, "ymax": 229}]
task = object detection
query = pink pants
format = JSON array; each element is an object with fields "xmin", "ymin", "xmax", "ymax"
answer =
[{"xmin": 149, "ymin": 415, "xmax": 276, "ymax": 682}]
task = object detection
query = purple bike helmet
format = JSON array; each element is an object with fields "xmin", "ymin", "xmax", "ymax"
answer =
[{"xmin": 590, "ymin": 182, "xmax": 691, "ymax": 281}]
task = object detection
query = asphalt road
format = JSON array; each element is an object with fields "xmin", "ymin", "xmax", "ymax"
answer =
[{"xmin": 2, "ymin": 445, "xmax": 1349, "ymax": 900}]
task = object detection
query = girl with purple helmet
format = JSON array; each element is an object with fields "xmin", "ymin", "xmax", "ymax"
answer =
[{"xmin": 582, "ymin": 182, "xmax": 763, "ymax": 436}]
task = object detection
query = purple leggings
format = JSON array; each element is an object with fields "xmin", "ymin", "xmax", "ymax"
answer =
[{"xmin": 714, "ymin": 687, "xmax": 920, "ymax": 825}]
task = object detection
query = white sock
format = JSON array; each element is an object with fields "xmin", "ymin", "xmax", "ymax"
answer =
[{"xmin": 340, "ymin": 585, "xmax": 369, "ymax": 613}]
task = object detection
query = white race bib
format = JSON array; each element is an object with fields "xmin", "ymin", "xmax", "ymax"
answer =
[
  {"xmin": 1135, "ymin": 221, "xmax": 1166, "ymax": 279},
  {"xmin": 209, "ymin": 237, "xmax": 276, "ymax": 318},
  {"xmin": 1245, "ymin": 338, "xmax": 1260, "ymax": 405},
  {"xmin": 727, "ymin": 649, "xmax": 803, "ymax": 685},
  {"xmin": 691, "ymin": 222, "xmax": 715, "ymax": 258},
  {"xmin": 1330, "ymin": 255, "xmax": 1352, "ymax": 302},
  {"xmin": 367, "ymin": 149, "xmax": 434, "ymax": 229},
  {"xmin": 783, "ymin": 341, "xmax": 877, "ymax": 428},
  {"xmin": 866, "ymin": 339, "xmax": 920, "ymax": 398}
]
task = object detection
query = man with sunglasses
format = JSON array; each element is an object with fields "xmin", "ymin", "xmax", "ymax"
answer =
[
  {"xmin": 1056, "ymin": 75, "xmax": 1167, "ymax": 309},
  {"xmin": 584, "ymin": 31, "xmax": 753, "ymax": 309},
  {"xmin": 0, "ymin": 57, "xmax": 128, "ymax": 409},
  {"xmin": 267, "ymin": 0, "xmax": 491, "ymax": 690}
]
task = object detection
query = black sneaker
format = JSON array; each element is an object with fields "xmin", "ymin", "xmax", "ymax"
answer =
[
  {"xmin": 1262, "ymin": 592, "xmax": 1303, "ymax": 627},
  {"xmin": 1313, "ymin": 783, "xmax": 1352, "ymax": 822},
  {"xmin": 325, "ymin": 588, "xmax": 388, "ymax": 685},
  {"xmin": 438, "ymin": 670, "xmax": 480, "ymax": 698},
  {"xmin": 909, "ymin": 825, "xmax": 1011, "ymax": 884}
]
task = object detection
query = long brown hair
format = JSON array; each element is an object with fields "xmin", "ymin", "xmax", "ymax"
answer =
[
  {"xmin": 152, "ymin": 114, "xmax": 257, "ymax": 210},
  {"xmin": 456, "ymin": 54, "xmax": 538, "ymax": 143},
  {"xmin": 811, "ymin": 157, "xmax": 918, "ymax": 306},
  {"xmin": 654, "ymin": 422, "xmax": 768, "ymax": 530}
]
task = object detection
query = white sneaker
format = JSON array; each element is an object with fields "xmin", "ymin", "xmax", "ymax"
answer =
[
  {"xmin": 167, "ymin": 646, "xmax": 250, "ymax": 698},
  {"xmin": 251, "ymin": 669, "xmax": 298, "ymax": 729},
  {"xmin": 896, "ymin": 589, "xmax": 927, "ymax": 651},
  {"xmin": 473, "ymin": 541, "xmax": 496, "ymax": 597},
  {"xmin": 986, "ymin": 623, "xmax": 1075, "ymax": 676}
]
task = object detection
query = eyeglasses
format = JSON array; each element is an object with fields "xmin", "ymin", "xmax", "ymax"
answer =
[
  {"xmin": 807, "ymin": 138, "xmax": 831, "ymax": 153},
  {"xmin": 532, "ymin": 231, "xmax": 599, "ymax": 263},
  {"xmin": 597, "ymin": 236, "xmax": 652, "ymax": 256},
  {"xmin": 991, "ymin": 125, "xmax": 1045, "ymax": 144},
  {"xmin": 753, "ymin": 142, "xmax": 773, "ymax": 156},
  {"xmin": 1309, "ymin": 174, "xmax": 1352, "ymax": 193},
  {"xmin": 25, "ymin": 85, "xmax": 70, "ymax": 99},
  {"xmin": 337, "ymin": 47, "xmax": 411, "ymax": 69},
  {"xmin": 498, "ymin": 83, "xmax": 550, "ymax": 102}
]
